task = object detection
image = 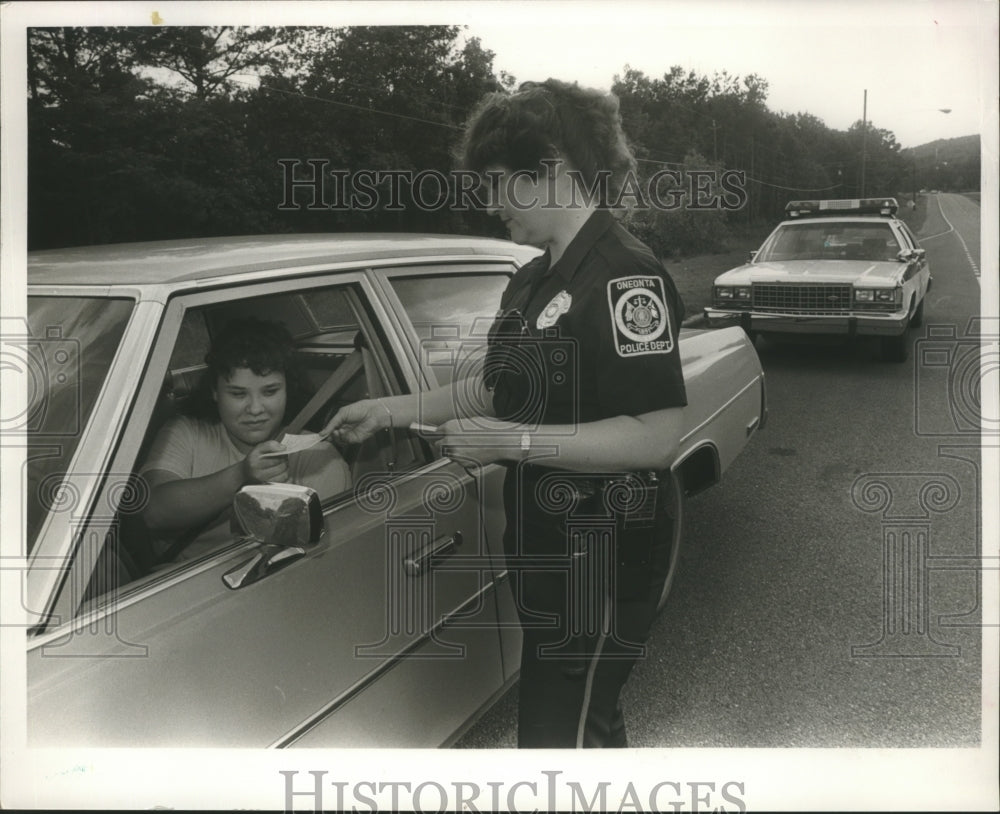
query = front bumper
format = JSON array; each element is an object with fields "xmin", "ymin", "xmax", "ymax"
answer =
[{"xmin": 703, "ymin": 307, "xmax": 909, "ymax": 337}]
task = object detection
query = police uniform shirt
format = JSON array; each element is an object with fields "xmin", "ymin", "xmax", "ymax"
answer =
[{"xmin": 486, "ymin": 209, "xmax": 687, "ymax": 428}]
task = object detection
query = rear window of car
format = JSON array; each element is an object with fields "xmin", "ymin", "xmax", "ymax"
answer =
[
  {"xmin": 758, "ymin": 221, "xmax": 900, "ymax": 262},
  {"xmin": 24, "ymin": 296, "xmax": 133, "ymax": 553},
  {"xmin": 389, "ymin": 273, "xmax": 509, "ymax": 385}
]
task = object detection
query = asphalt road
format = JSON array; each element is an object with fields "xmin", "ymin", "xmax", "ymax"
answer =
[{"xmin": 455, "ymin": 193, "xmax": 985, "ymax": 749}]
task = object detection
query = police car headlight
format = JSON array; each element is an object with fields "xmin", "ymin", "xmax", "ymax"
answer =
[
  {"xmin": 855, "ymin": 289, "xmax": 874, "ymax": 302},
  {"xmin": 735, "ymin": 287, "xmax": 751, "ymax": 300},
  {"xmin": 715, "ymin": 286, "xmax": 734, "ymax": 299},
  {"xmin": 874, "ymin": 289, "xmax": 897, "ymax": 303}
]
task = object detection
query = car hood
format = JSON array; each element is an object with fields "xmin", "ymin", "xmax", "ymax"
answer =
[{"xmin": 715, "ymin": 260, "xmax": 903, "ymax": 286}]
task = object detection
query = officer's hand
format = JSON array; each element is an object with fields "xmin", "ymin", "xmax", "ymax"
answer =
[
  {"xmin": 320, "ymin": 400, "xmax": 387, "ymax": 446},
  {"xmin": 244, "ymin": 440, "xmax": 289, "ymax": 484},
  {"xmin": 434, "ymin": 418, "xmax": 521, "ymax": 468}
]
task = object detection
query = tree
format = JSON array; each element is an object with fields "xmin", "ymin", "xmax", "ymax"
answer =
[
  {"xmin": 134, "ymin": 26, "xmax": 295, "ymax": 99},
  {"xmin": 27, "ymin": 25, "xmax": 510, "ymax": 248}
]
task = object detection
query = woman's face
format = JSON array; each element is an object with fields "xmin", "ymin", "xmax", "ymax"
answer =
[
  {"xmin": 213, "ymin": 367, "xmax": 287, "ymax": 451},
  {"xmin": 485, "ymin": 165, "xmax": 560, "ymax": 248}
]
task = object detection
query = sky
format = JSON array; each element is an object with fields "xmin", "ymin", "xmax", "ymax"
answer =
[
  {"xmin": 460, "ymin": 0, "xmax": 992, "ymax": 149},
  {"xmin": 2, "ymin": 0, "xmax": 994, "ymax": 150}
]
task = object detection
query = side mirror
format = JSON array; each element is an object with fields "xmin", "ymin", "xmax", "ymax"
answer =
[
  {"xmin": 896, "ymin": 248, "xmax": 913, "ymax": 262},
  {"xmin": 223, "ymin": 484, "xmax": 323, "ymax": 589},
  {"xmin": 748, "ymin": 250, "xmax": 758, "ymax": 263}
]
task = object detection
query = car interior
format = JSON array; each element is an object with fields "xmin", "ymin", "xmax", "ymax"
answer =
[{"xmin": 86, "ymin": 287, "xmax": 430, "ymax": 601}]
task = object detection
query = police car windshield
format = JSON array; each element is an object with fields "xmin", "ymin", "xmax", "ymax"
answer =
[{"xmin": 757, "ymin": 221, "xmax": 900, "ymax": 263}]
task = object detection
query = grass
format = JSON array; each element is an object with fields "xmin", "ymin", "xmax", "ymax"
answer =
[{"xmin": 665, "ymin": 240, "xmax": 762, "ymax": 321}]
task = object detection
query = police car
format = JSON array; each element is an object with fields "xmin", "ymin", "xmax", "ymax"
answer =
[{"xmin": 703, "ymin": 198, "xmax": 930, "ymax": 361}]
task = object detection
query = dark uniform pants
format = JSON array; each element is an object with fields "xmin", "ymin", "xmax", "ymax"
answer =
[{"xmin": 503, "ymin": 469, "xmax": 674, "ymax": 748}]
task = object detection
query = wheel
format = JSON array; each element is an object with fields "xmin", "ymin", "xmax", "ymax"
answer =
[
  {"xmin": 656, "ymin": 470, "xmax": 686, "ymax": 612},
  {"xmin": 880, "ymin": 330, "xmax": 909, "ymax": 363},
  {"xmin": 910, "ymin": 297, "xmax": 925, "ymax": 329}
]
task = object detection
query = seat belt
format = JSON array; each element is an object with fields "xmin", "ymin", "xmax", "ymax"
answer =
[{"xmin": 283, "ymin": 350, "xmax": 363, "ymax": 435}]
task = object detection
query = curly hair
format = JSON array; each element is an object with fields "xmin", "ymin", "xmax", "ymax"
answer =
[
  {"xmin": 185, "ymin": 317, "xmax": 309, "ymax": 422},
  {"xmin": 458, "ymin": 78, "xmax": 637, "ymax": 206}
]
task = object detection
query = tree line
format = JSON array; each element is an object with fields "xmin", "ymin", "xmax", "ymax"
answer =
[{"xmin": 27, "ymin": 26, "xmax": 972, "ymax": 254}]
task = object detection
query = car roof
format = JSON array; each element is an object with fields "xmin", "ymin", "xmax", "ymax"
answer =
[
  {"xmin": 775, "ymin": 216, "xmax": 902, "ymax": 226},
  {"xmin": 28, "ymin": 233, "xmax": 539, "ymax": 287}
]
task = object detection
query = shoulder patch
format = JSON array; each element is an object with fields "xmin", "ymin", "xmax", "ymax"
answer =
[{"xmin": 607, "ymin": 275, "xmax": 674, "ymax": 357}]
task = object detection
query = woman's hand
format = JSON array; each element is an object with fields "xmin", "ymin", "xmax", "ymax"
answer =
[
  {"xmin": 243, "ymin": 440, "xmax": 290, "ymax": 483},
  {"xmin": 320, "ymin": 399, "xmax": 388, "ymax": 445},
  {"xmin": 433, "ymin": 418, "xmax": 522, "ymax": 468}
]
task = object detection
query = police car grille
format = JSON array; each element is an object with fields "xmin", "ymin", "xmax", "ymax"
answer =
[{"xmin": 752, "ymin": 283, "xmax": 853, "ymax": 315}]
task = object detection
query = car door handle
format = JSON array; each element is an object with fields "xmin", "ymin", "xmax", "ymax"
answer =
[{"xmin": 403, "ymin": 531, "xmax": 463, "ymax": 578}]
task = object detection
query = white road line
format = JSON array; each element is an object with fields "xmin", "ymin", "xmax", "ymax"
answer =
[
  {"xmin": 932, "ymin": 194, "xmax": 980, "ymax": 282},
  {"xmin": 919, "ymin": 228, "xmax": 954, "ymax": 242},
  {"xmin": 918, "ymin": 195, "xmax": 954, "ymax": 242}
]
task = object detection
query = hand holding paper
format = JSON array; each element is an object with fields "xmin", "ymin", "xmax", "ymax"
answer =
[{"xmin": 259, "ymin": 432, "xmax": 324, "ymax": 457}]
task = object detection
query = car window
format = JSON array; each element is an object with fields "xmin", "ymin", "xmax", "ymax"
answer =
[
  {"xmin": 23, "ymin": 296, "xmax": 133, "ymax": 553},
  {"xmin": 758, "ymin": 222, "xmax": 901, "ymax": 262},
  {"xmin": 897, "ymin": 223, "xmax": 918, "ymax": 251},
  {"xmin": 389, "ymin": 273, "xmax": 509, "ymax": 385},
  {"xmin": 81, "ymin": 281, "xmax": 428, "ymax": 608}
]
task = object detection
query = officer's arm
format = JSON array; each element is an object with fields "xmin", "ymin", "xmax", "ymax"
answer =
[
  {"xmin": 373, "ymin": 375, "xmax": 497, "ymax": 428},
  {"xmin": 527, "ymin": 409, "xmax": 685, "ymax": 472},
  {"xmin": 436, "ymin": 408, "xmax": 684, "ymax": 473}
]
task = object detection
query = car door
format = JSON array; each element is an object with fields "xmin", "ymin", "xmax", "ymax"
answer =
[
  {"xmin": 372, "ymin": 264, "xmax": 525, "ymax": 687},
  {"xmin": 895, "ymin": 221, "xmax": 930, "ymax": 296},
  {"xmin": 26, "ymin": 269, "xmax": 508, "ymax": 748}
]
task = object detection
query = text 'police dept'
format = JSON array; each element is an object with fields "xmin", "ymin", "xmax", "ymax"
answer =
[{"xmin": 614, "ymin": 276, "xmax": 671, "ymax": 354}]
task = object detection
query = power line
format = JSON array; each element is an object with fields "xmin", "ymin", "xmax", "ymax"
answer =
[
  {"xmin": 745, "ymin": 176, "xmax": 844, "ymax": 193},
  {"xmin": 636, "ymin": 156, "xmax": 843, "ymax": 193},
  {"xmin": 232, "ymin": 75, "xmax": 463, "ymax": 131},
  {"xmin": 174, "ymin": 76, "xmax": 851, "ymax": 194}
]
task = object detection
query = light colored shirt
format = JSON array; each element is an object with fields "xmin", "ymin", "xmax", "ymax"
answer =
[{"xmin": 141, "ymin": 415, "xmax": 350, "ymax": 559}]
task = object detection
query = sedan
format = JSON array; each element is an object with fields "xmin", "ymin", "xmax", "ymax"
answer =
[{"xmin": 17, "ymin": 233, "xmax": 765, "ymax": 746}]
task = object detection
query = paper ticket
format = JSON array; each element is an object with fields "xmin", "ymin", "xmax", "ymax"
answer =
[{"xmin": 259, "ymin": 432, "xmax": 324, "ymax": 457}]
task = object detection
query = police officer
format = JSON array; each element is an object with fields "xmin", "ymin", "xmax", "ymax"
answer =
[{"xmin": 323, "ymin": 79, "xmax": 687, "ymax": 748}]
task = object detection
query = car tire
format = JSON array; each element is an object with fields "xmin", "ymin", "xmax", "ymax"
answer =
[
  {"xmin": 656, "ymin": 470, "xmax": 686, "ymax": 612},
  {"xmin": 880, "ymin": 330, "xmax": 909, "ymax": 363}
]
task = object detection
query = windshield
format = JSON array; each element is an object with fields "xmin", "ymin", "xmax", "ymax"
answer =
[
  {"xmin": 756, "ymin": 221, "xmax": 901, "ymax": 263},
  {"xmin": 23, "ymin": 296, "xmax": 133, "ymax": 553}
]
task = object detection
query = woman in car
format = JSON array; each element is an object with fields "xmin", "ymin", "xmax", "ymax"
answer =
[
  {"xmin": 141, "ymin": 316, "xmax": 350, "ymax": 561},
  {"xmin": 322, "ymin": 79, "xmax": 688, "ymax": 748}
]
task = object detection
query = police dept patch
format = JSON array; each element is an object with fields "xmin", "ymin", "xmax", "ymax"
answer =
[
  {"xmin": 536, "ymin": 289, "xmax": 572, "ymax": 329},
  {"xmin": 607, "ymin": 276, "xmax": 673, "ymax": 357}
]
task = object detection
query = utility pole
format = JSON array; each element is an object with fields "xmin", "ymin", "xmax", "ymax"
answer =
[{"xmin": 860, "ymin": 89, "xmax": 868, "ymax": 198}]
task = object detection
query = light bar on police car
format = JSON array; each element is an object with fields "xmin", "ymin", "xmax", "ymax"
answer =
[{"xmin": 785, "ymin": 198, "xmax": 898, "ymax": 218}]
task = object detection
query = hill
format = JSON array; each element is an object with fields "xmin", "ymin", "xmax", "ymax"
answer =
[{"xmin": 902, "ymin": 134, "xmax": 980, "ymax": 192}]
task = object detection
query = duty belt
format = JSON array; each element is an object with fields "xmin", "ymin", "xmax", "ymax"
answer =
[{"xmin": 514, "ymin": 463, "xmax": 668, "ymax": 497}]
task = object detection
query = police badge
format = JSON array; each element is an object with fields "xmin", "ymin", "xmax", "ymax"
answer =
[{"xmin": 536, "ymin": 290, "xmax": 572, "ymax": 329}]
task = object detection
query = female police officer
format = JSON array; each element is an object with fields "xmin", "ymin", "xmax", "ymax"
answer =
[{"xmin": 322, "ymin": 79, "xmax": 687, "ymax": 748}]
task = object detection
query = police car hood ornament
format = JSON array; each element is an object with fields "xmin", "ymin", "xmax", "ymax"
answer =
[{"xmin": 536, "ymin": 290, "xmax": 572, "ymax": 328}]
